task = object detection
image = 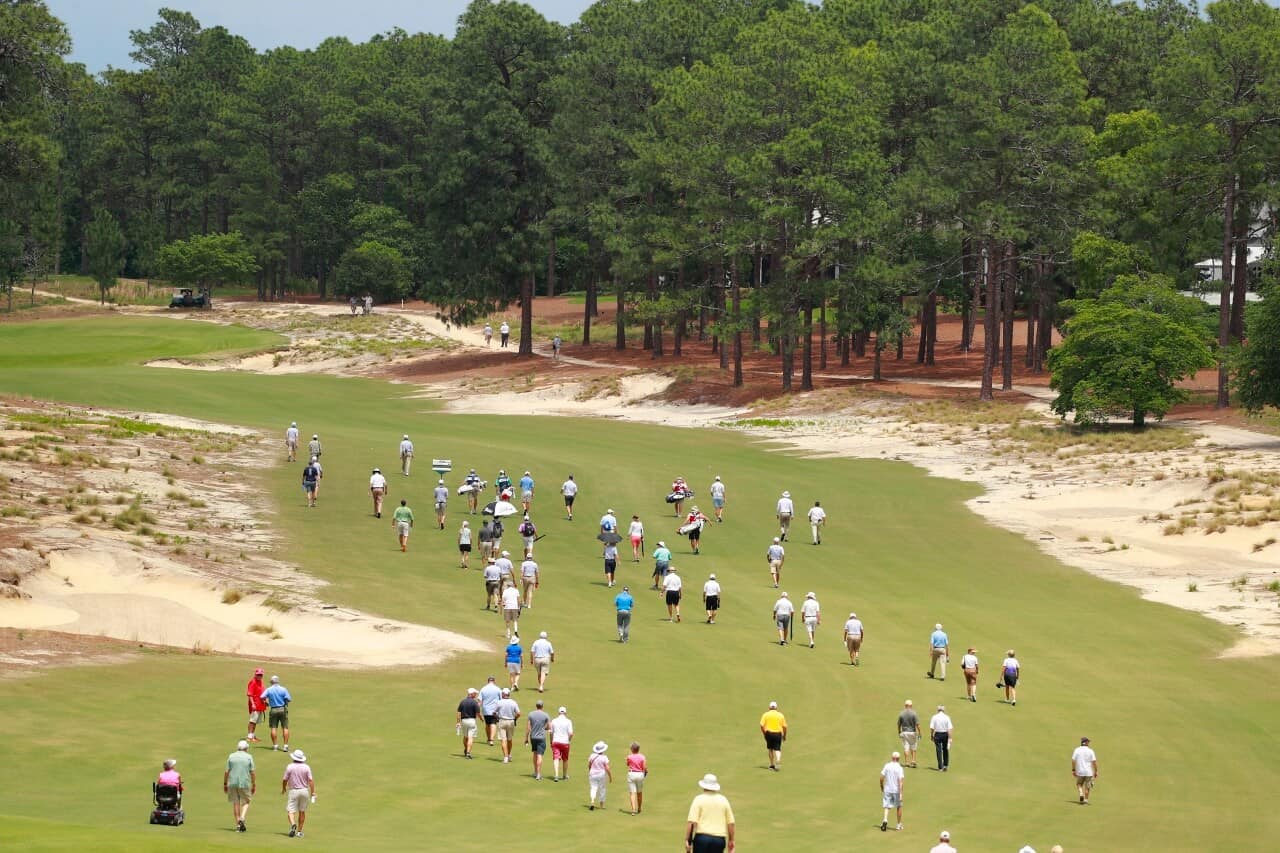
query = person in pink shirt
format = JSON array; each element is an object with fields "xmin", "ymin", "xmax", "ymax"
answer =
[
  {"xmin": 156, "ymin": 758, "xmax": 182, "ymax": 792},
  {"xmin": 282, "ymin": 750, "xmax": 316, "ymax": 838},
  {"xmin": 625, "ymin": 742, "xmax": 648, "ymax": 815}
]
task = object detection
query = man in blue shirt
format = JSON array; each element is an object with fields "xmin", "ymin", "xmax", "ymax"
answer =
[
  {"xmin": 505, "ymin": 635, "xmax": 524, "ymax": 692},
  {"xmin": 615, "ymin": 586, "xmax": 635, "ymax": 643},
  {"xmin": 519, "ymin": 471, "xmax": 535, "ymax": 512},
  {"xmin": 262, "ymin": 675, "xmax": 292, "ymax": 752},
  {"xmin": 479, "ymin": 676, "xmax": 503, "ymax": 746},
  {"xmin": 927, "ymin": 623, "xmax": 950, "ymax": 681}
]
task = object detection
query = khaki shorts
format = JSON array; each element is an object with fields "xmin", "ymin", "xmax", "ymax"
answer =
[
  {"xmin": 627, "ymin": 770, "xmax": 646, "ymax": 793},
  {"xmin": 769, "ymin": 559, "xmax": 782, "ymax": 571},
  {"xmin": 287, "ymin": 788, "xmax": 309, "ymax": 814},
  {"xmin": 504, "ymin": 608, "xmax": 520, "ymax": 624},
  {"xmin": 459, "ymin": 718, "xmax": 478, "ymax": 736},
  {"xmin": 497, "ymin": 719, "xmax": 516, "ymax": 741},
  {"xmin": 900, "ymin": 731, "xmax": 918, "ymax": 751},
  {"xmin": 533, "ymin": 656, "xmax": 551, "ymax": 674},
  {"xmin": 846, "ymin": 636, "xmax": 862, "ymax": 652},
  {"xmin": 248, "ymin": 710, "xmax": 264, "ymax": 724},
  {"xmin": 227, "ymin": 787, "xmax": 252, "ymax": 805}
]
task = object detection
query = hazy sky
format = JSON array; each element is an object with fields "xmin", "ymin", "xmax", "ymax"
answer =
[{"xmin": 49, "ymin": 0, "xmax": 598, "ymax": 72}]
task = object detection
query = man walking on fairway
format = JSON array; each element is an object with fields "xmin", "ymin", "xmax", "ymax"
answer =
[
  {"xmin": 709, "ymin": 475, "xmax": 726, "ymax": 522},
  {"xmin": 800, "ymin": 591, "xmax": 821, "ymax": 648},
  {"xmin": 663, "ymin": 566, "xmax": 683, "ymax": 622},
  {"xmin": 525, "ymin": 700, "xmax": 551, "ymax": 779},
  {"xmin": 301, "ymin": 458, "xmax": 320, "ymax": 508},
  {"xmin": 1000, "ymin": 650, "xmax": 1021, "ymax": 706},
  {"xmin": 483, "ymin": 559, "xmax": 502, "ymax": 610},
  {"xmin": 368, "ymin": 467, "xmax": 388, "ymax": 518},
  {"xmin": 282, "ymin": 750, "xmax": 315, "ymax": 838},
  {"xmin": 772, "ymin": 592, "xmax": 795, "ymax": 646},
  {"xmin": 843, "ymin": 612, "xmax": 865, "ymax": 666},
  {"xmin": 398, "ymin": 434, "xmax": 413, "ymax": 475},
  {"xmin": 807, "ymin": 500, "xmax": 826, "ymax": 545},
  {"xmin": 961, "ymin": 647, "xmax": 980, "ymax": 702},
  {"xmin": 262, "ymin": 675, "xmax": 291, "ymax": 752},
  {"xmin": 1072, "ymin": 737, "xmax": 1098, "ymax": 804},
  {"xmin": 520, "ymin": 555, "xmax": 539, "ymax": 607},
  {"xmin": 652, "ymin": 541, "xmax": 672, "ymax": 589},
  {"xmin": 765, "ymin": 537, "xmax": 785, "ymax": 588},
  {"xmin": 285, "ymin": 422, "xmax": 299, "ymax": 462},
  {"xmin": 686, "ymin": 774, "xmax": 735, "ymax": 853},
  {"xmin": 495, "ymin": 687, "xmax": 521, "ymax": 764},
  {"xmin": 550, "ymin": 707, "xmax": 574, "ymax": 781},
  {"xmin": 529, "ymin": 631, "xmax": 554, "ymax": 693},
  {"xmin": 433, "ymin": 479, "xmax": 449, "ymax": 529},
  {"xmin": 896, "ymin": 700, "xmax": 921, "ymax": 768},
  {"xmin": 927, "ymin": 623, "xmax": 949, "ymax": 681},
  {"xmin": 775, "ymin": 491, "xmax": 794, "ymax": 541},
  {"xmin": 879, "ymin": 751, "xmax": 905, "ymax": 832},
  {"xmin": 929, "ymin": 704, "xmax": 954, "ymax": 771},
  {"xmin": 224, "ymin": 739, "xmax": 256, "ymax": 832},
  {"xmin": 702, "ymin": 573, "xmax": 721, "ymax": 624},
  {"xmin": 456, "ymin": 687, "xmax": 481, "ymax": 759},
  {"xmin": 561, "ymin": 474, "xmax": 577, "ymax": 520},
  {"xmin": 615, "ymin": 585, "xmax": 634, "ymax": 643},
  {"xmin": 307, "ymin": 434, "xmax": 322, "ymax": 460},
  {"xmin": 759, "ymin": 701, "xmax": 787, "ymax": 771},
  {"xmin": 479, "ymin": 676, "xmax": 502, "ymax": 747},
  {"xmin": 392, "ymin": 499, "xmax": 414, "ymax": 552}
]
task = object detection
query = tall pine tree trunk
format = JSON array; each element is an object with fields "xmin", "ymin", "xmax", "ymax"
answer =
[
  {"xmin": 1001, "ymin": 240, "xmax": 1015, "ymax": 391},
  {"xmin": 980, "ymin": 240, "xmax": 996, "ymax": 401},
  {"xmin": 519, "ymin": 273, "xmax": 535, "ymax": 356},
  {"xmin": 546, "ymin": 233, "xmax": 557, "ymax": 298},
  {"xmin": 615, "ymin": 278, "xmax": 626, "ymax": 351},
  {"xmin": 819, "ymin": 292, "xmax": 827, "ymax": 370},
  {"xmin": 1216, "ymin": 169, "xmax": 1237, "ymax": 408},
  {"xmin": 731, "ymin": 256, "xmax": 743, "ymax": 387},
  {"xmin": 582, "ymin": 275, "xmax": 594, "ymax": 345},
  {"xmin": 1230, "ymin": 205, "xmax": 1249, "ymax": 341},
  {"xmin": 644, "ymin": 270, "xmax": 656, "ymax": 349},
  {"xmin": 801, "ymin": 295, "xmax": 813, "ymax": 391}
]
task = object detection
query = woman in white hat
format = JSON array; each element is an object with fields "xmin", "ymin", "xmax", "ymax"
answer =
[
  {"xmin": 587, "ymin": 741, "xmax": 612, "ymax": 810},
  {"xmin": 686, "ymin": 773, "xmax": 735, "ymax": 852}
]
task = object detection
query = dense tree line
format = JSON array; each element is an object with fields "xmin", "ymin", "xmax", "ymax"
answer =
[{"xmin": 2, "ymin": 0, "xmax": 1279, "ymax": 418}]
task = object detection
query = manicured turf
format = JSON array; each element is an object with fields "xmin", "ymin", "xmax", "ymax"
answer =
[{"xmin": 1, "ymin": 317, "xmax": 1277, "ymax": 851}]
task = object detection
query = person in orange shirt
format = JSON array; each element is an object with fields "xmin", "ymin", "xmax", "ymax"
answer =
[
  {"xmin": 759, "ymin": 701, "xmax": 787, "ymax": 771},
  {"xmin": 245, "ymin": 668, "xmax": 267, "ymax": 743}
]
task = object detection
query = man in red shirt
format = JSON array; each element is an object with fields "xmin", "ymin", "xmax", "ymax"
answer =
[{"xmin": 246, "ymin": 668, "xmax": 267, "ymax": 743}]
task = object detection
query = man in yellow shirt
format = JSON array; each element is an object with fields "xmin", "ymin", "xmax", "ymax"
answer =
[
  {"xmin": 686, "ymin": 774, "xmax": 735, "ymax": 853},
  {"xmin": 759, "ymin": 701, "xmax": 788, "ymax": 771}
]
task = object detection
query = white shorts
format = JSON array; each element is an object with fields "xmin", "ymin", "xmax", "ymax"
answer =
[
  {"xmin": 627, "ymin": 770, "xmax": 645, "ymax": 793},
  {"xmin": 287, "ymin": 788, "xmax": 309, "ymax": 814},
  {"xmin": 397, "ymin": 521, "xmax": 411, "ymax": 537},
  {"xmin": 804, "ymin": 617, "xmax": 818, "ymax": 629},
  {"xmin": 589, "ymin": 775, "xmax": 608, "ymax": 802},
  {"xmin": 459, "ymin": 718, "xmax": 478, "ymax": 736}
]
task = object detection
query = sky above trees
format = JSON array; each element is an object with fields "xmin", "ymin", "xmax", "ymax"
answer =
[{"xmin": 49, "ymin": 0, "xmax": 595, "ymax": 71}]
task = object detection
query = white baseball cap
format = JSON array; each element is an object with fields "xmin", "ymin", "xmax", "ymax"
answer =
[
  {"xmin": 768, "ymin": 701, "xmax": 777, "ymax": 709},
  {"xmin": 940, "ymin": 831, "xmax": 951, "ymax": 841}
]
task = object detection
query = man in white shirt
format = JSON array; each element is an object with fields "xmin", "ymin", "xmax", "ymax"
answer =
[
  {"xmin": 929, "ymin": 829, "xmax": 957, "ymax": 853},
  {"xmin": 806, "ymin": 500, "xmax": 826, "ymax": 545},
  {"xmin": 702, "ymin": 573, "xmax": 721, "ymax": 624},
  {"xmin": 433, "ymin": 479, "xmax": 449, "ymax": 530},
  {"xmin": 494, "ymin": 688, "xmax": 521, "ymax": 763},
  {"xmin": 307, "ymin": 434, "xmax": 322, "ymax": 460},
  {"xmin": 960, "ymin": 647, "xmax": 980, "ymax": 702},
  {"xmin": 765, "ymin": 538, "xmax": 785, "ymax": 588},
  {"xmin": 495, "ymin": 551, "xmax": 515, "ymax": 586},
  {"xmin": 368, "ymin": 467, "xmax": 388, "ymax": 518},
  {"xmin": 928, "ymin": 705, "xmax": 953, "ymax": 772},
  {"xmin": 879, "ymin": 751, "xmax": 905, "ymax": 832},
  {"xmin": 561, "ymin": 475, "xmax": 578, "ymax": 520},
  {"xmin": 482, "ymin": 560, "xmax": 502, "ymax": 610},
  {"xmin": 1071, "ymin": 737, "xmax": 1098, "ymax": 804},
  {"xmin": 499, "ymin": 321, "xmax": 511, "ymax": 348},
  {"xmin": 549, "ymin": 707, "xmax": 574, "ymax": 781},
  {"xmin": 800, "ymin": 592, "xmax": 821, "ymax": 649},
  {"xmin": 709, "ymin": 476, "xmax": 726, "ymax": 522},
  {"xmin": 775, "ymin": 491, "xmax": 795, "ymax": 541},
  {"xmin": 843, "ymin": 612, "xmax": 865, "ymax": 666},
  {"xmin": 772, "ymin": 592, "xmax": 795, "ymax": 646},
  {"xmin": 529, "ymin": 631, "xmax": 555, "ymax": 693},
  {"xmin": 285, "ymin": 422, "xmax": 299, "ymax": 462},
  {"xmin": 398, "ymin": 435, "xmax": 413, "ymax": 475},
  {"xmin": 501, "ymin": 583, "xmax": 521, "ymax": 639},
  {"xmin": 520, "ymin": 558, "xmax": 540, "ymax": 609},
  {"xmin": 662, "ymin": 567, "xmax": 683, "ymax": 622}
]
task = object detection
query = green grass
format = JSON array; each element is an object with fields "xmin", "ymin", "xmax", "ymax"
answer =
[{"xmin": 0, "ymin": 316, "xmax": 1278, "ymax": 851}]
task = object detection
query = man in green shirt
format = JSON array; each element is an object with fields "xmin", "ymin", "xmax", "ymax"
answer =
[
  {"xmin": 652, "ymin": 541, "xmax": 673, "ymax": 589},
  {"xmin": 224, "ymin": 739, "xmax": 256, "ymax": 833},
  {"xmin": 392, "ymin": 499, "xmax": 415, "ymax": 552}
]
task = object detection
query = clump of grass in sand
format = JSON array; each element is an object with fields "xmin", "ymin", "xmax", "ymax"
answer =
[
  {"xmin": 221, "ymin": 588, "xmax": 246, "ymax": 604},
  {"xmin": 247, "ymin": 623, "xmax": 275, "ymax": 635},
  {"xmin": 262, "ymin": 594, "xmax": 293, "ymax": 613},
  {"xmin": 574, "ymin": 375, "xmax": 623, "ymax": 402}
]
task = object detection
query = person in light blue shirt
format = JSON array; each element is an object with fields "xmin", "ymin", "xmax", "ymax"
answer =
[
  {"xmin": 928, "ymin": 624, "xmax": 950, "ymax": 681},
  {"xmin": 519, "ymin": 471, "xmax": 535, "ymax": 512},
  {"xmin": 262, "ymin": 676, "xmax": 292, "ymax": 751},
  {"xmin": 615, "ymin": 586, "xmax": 635, "ymax": 643},
  {"xmin": 651, "ymin": 541, "xmax": 672, "ymax": 589},
  {"xmin": 479, "ymin": 676, "xmax": 503, "ymax": 745}
]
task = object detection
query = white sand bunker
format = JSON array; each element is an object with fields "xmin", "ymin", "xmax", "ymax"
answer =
[{"xmin": 0, "ymin": 547, "xmax": 487, "ymax": 668}]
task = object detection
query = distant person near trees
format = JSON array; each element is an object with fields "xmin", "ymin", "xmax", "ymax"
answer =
[
  {"xmin": 500, "ymin": 321, "xmax": 511, "ymax": 348},
  {"xmin": 483, "ymin": 323, "xmax": 493, "ymax": 346}
]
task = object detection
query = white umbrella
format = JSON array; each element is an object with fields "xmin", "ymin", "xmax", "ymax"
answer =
[{"xmin": 492, "ymin": 500, "xmax": 518, "ymax": 517}]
